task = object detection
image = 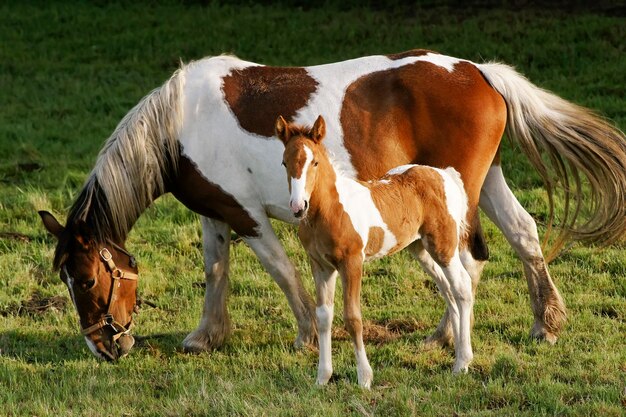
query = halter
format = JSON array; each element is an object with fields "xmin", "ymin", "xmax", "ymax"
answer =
[{"xmin": 79, "ymin": 241, "xmax": 138, "ymax": 341}]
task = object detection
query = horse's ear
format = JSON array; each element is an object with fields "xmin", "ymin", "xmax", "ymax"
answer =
[
  {"xmin": 275, "ymin": 115, "xmax": 290, "ymax": 144},
  {"xmin": 311, "ymin": 115, "xmax": 326, "ymax": 143},
  {"xmin": 39, "ymin": 211, "xmax": 64, "ymax": 239},
  {"xmin": 72, "ymin": 220, "xmax": 94, "ymax": 250}
]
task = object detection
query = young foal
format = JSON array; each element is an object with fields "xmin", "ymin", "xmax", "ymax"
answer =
[{"xmin": 276, "ymin": 115, "xmax": 474, "ymax": 388}]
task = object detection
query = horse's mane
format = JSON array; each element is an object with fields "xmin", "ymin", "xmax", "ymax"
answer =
[{"xmin": 54, "ymin": 65, "xmax": 186, "ymax": 268}]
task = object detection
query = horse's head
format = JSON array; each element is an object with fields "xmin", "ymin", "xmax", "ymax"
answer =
[
  {"xmin": 275, "ymin": 115, "xmax": 327, "ymax": 220},
  {"xmin": 39, "ymin": 211, "xmax": 138, "ymax": 361}
]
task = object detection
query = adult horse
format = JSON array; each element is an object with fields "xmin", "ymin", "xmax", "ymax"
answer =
[{"xmin": 40, "ymin": 49, "xmax": 626, "ymax": 361}]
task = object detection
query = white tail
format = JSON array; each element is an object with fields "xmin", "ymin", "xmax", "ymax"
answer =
[{"xmin": 478, "ymin": 62, "xmax": 626, "ymax": 257}]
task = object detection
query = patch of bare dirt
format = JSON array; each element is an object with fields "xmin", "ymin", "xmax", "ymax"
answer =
[
  {"xmin": 1, "ymin": 291, "xmax": 68, "ymax": 317},
  {"xmin": 332, "ymin": 318, "xmax": 427, "ymax": 345}
]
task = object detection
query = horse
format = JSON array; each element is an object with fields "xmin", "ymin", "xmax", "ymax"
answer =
[
  {"xmin": 277, "ymin": 115, "xmax": 474, "ymax": 387},
  {"xmin": 39, "ymin": 49, "xmax": 626, "ymax": 361}
]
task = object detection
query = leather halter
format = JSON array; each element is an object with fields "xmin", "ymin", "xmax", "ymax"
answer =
[{"xmin": 79, "ymin": 242, "xmax": 138, "ymax": 341}]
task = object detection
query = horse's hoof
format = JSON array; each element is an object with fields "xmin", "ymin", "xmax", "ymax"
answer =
[
  {"xmin": 452, "ymin": 364, "xmax": 469, "ymax": 374},
  {"xmin": 422, "ymin": 332, "xmax": 453, "ymax": 350},
  {"xmin": 294, "ymin": 330, "xmax": 318, "ymax": 350},
  {"xmin": 530, "ymin": 325, "xmax": 558, "ymax": 345},
  {"xmin": 182, "ymin": 329, "xmax": 227, "ymax": 353}
]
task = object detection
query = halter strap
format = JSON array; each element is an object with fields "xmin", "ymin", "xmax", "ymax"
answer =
[{"xmin": 80, "ymin": 244, "xmax": 138, "ymax": 339}]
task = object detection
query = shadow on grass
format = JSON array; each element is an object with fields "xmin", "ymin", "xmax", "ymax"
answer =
[
  {"xmin": 0, "ymin": 329, "xmax": 90, "ymax": 363},
  {"xmin": 0, "ymin": 329, "xmax": 192, "ymax": 363}
]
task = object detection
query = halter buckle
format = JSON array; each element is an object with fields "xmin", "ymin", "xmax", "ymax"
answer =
[
  {"xmin": 99, "ymin": 248, "xmax": 113, "ymax": 262},
  {"xmin": 104, "ymin": 313, "xmax": 115, "ymax": 326}
]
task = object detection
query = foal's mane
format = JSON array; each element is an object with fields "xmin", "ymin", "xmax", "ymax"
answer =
[{"xmin": 54, "ymin": 66, "xmax": 186, "ymax": 268}]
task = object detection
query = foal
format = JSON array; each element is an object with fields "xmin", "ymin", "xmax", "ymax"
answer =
[{"xmin": 276, "ymin": 115, "xmax": 474, "ymax": 388}]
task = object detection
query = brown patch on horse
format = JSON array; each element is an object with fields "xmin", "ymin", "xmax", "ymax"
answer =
[
  {"xmin": 340, "ymin": 60, "xmax": 506, "ymax": 210},
  {"xmin": 364, "ymin": 227, "xmax": 385, "ymax": 257},
  {"xmin": 386, "ymin": 49, "xmax": 432, "ymax": 60},
  {"xmin": 222, "ymin": 66, "xmax": 318, "ymax": 137},
  {"xmin": 169, "ymin": 155, "xmax": 259, "ymax": 237}
]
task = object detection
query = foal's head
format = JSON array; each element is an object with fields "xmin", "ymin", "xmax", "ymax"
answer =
[
  {"xmin": 39, "ymin": 211, "xmax": 138, "ymax": 361},
  {"xmin": 275, "ymin": 115, "xmax": 327, "ymax": 219}
]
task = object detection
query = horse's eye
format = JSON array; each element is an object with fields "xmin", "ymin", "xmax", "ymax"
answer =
[
  {"xmin": 281, "ymin": 161, "xmax": 286, "ymax": 167},
  {"xmin": 314, "ymin": 161, "xmax": 319, "ymax": 167},
  {"xmin": 80, "ymin": 278, "xmax": 97, "ymax": 291}
]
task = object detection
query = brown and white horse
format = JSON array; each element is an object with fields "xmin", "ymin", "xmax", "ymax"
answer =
[
  {"xmin": 39, "ymin": 49, "xmax": 626, "ymax": 361},
  {"xmin": 277, "ymin": 115, "xmax": 474, "ymax": 387}
]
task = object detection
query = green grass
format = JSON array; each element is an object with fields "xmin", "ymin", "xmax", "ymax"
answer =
[{"xmin": 1, "ymin": 2, "xmax": 625, "ymax": 416}]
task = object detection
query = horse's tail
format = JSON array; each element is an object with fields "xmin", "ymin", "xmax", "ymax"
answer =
[
  {"xmin": 67, "ymin": 66, "xmax": 185, "ymax": 244},
  {"xmin": 477, "ymin": 62, "xmax": 626, "ymax": 259}
]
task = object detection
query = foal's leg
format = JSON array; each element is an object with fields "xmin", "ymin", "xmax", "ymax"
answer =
[
  {"xmin": 480, "ymin": 165, "xmax": 566, "ymax": 343},
  {"xmin": 440, "ymin": 254, "xmax": 474, "ymax": 373},
  {"xmin": 338, "ymin": 256, "xmax": 373, "ymax": 388},
  {"xmin": 183, "ymin": 217, "xmax": 232, "ymax": 352},
  {"xmin": 425, "ymin": 248, "xmax": 486, "ymax": 349},
  {"xmin": 243, "ymin": 214, "xmax": 317, "ymax": 348},
  {"xmin": 407, "ymin": 242, "xmax": 461, "ymax": 350},
  {"xmin": 309, "ymin": 256, "xmax": 338, "ymax": 385}
]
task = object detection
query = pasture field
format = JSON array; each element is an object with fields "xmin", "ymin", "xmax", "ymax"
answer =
[{"xmin": 1, "ymin": 1, "xmax": 624, "ymax": 416}]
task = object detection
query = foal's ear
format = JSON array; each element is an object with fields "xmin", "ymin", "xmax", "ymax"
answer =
[
  {"xmin": 39, "ymin": 210, "xmax": 65, "ymax": 239},
  {"xmin": 311, "ymin": 115, "xmax": 326, "ymax": 143},
  {"xmin": 275, "ymin": 115, "xmax": 290, "ymax": 144}
]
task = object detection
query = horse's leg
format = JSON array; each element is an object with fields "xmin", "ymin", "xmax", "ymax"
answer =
[
  {"xmin": 480, "ymin": 165, "xmax": 566, "ymax": 343},
  {"xmin": 242, "ymin": 215, "xmax": 317, "ymax": 348},
  {"xmin": 309, "ymin": 256, "xmax": 338, "ymax": 385},
  {"xmin": 338, "ymin": 256, "xmax": 373, "ymax": 388},
  {"xmin": 183, "ymin": 216, "xmax": 232, "ymax": 352}
]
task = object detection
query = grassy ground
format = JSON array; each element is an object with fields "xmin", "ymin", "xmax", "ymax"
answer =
[{"xmin": 1, "ymin": 2, "xmax": 625, "ymax": 416}]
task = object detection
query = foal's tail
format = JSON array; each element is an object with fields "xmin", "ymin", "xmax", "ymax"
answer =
[{"xmin": 478, "ymin": 62, "xmax": 626, "ymax": 258}]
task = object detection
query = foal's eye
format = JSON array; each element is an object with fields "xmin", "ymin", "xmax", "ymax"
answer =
[{"xmin": 313, "ymin": 161, "xmax": 319, "ymax": 167}]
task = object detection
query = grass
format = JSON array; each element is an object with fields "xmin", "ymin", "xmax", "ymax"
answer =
[{"xmin": 1, "ymin": 1, "xmax": 625, "ymax": 416}]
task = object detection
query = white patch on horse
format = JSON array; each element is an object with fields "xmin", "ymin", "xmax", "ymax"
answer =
[
  {"xmin": 435, "ymin": 167, "xmax": 469, "ymax": 237},
  {"xmin": 415, "ymin": 52, "xmax": 464, "ymax": 72},
  {"xmin": 385, "ymin": 164, "xmax": 417, "ymax": 177},
  {"xmin": 62, "ymin": 265, "xmax": 78, "ymax": 310},
  {"xmin": 85, "ymin": 337, "xmax": 106, "ymax": 360},
  {"xmin": 180, "ymin": 56, "xmax": 293, "ymax": 225},
  {"xmin": 335, "ymin": 177, "xmax": 397, "ymax": 259},
  {"xmin": 289, "ymin": 146, "xmax": 314, "ymax": 214}
]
